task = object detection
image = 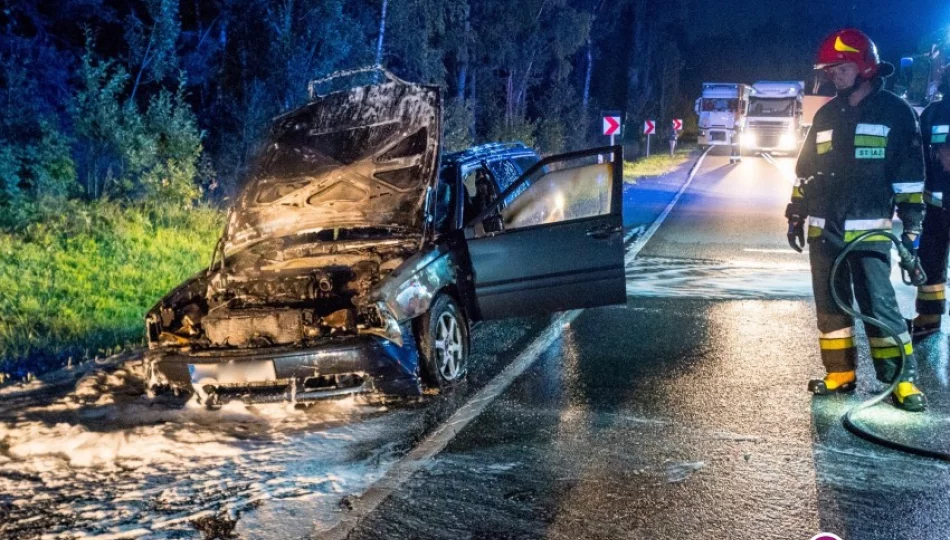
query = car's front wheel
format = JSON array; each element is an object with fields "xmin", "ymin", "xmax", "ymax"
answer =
[{"xmin": 417, "ymin": 294, "xmax": 469, "ymax": 391}]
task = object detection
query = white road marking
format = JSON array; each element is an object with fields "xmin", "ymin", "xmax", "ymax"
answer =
[
  {"xmin": 742, "ymin": 248, "xmax": 799, "ymax": 254},
  {"xmin": 625, "ymin": 147, "xmax": 713, "ymax": 266},
  {"xmin": 761, "ymin": 152, "xmax": 796, "ymax": 184},
  {"xmin": 317, "ymin": 148, "xmax": 712, "ymax": 540}
]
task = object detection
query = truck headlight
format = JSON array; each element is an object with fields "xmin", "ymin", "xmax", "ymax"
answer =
[
  {"xmin": 741, "ymin": 132, "xmax": 757, "ymax": 147},
  {"xmin": 780, "ymin": 133, "xmax": 797, "ymax": 149}
]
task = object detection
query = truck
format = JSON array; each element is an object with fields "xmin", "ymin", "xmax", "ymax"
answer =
[
  {"xmin": 895, "ymin": 33, "xmax": 949, "ymax": 113},
  {"xmin": 741, "ymin": 81, "xmax": 804, "ymax": 155},
  {"xmin": 695, "ymin": 83, "xmax": 751, "ymax": 156}
]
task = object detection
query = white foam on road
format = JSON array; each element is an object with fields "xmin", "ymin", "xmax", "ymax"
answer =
[
  {"xmin": 0, "ymin": 355, "xmax": 408, "ymax": 539},
  {"xmin": 626, "ymin": 257, "xmax": 814, "ymax": 300}
]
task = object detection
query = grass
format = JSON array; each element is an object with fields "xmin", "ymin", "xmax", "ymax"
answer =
[
  {"xmin": 622, "ymin": 144, "xmax": 695, "ymax": 183},
  {"xmin": 0, "ymin": 201, "xmax": 224, "ymax": 379}
]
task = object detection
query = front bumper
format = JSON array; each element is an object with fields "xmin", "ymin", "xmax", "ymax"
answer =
[
  {"xmin": 741, "ymin": 130, "xmax": 800, "ymax": 153},
  {"xmin": 698, "ymin": 130, "xmax": 735, "ymax": 146},
  {"xmin": 150, "ymin": 334, "xmax": 421, "ymax": 403}
]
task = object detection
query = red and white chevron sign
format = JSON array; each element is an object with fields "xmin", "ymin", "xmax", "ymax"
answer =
[
  {"xmin": 672, "ymin": 118, "xmax": 683, "ymax": 131},
  {"xmin": 602, "ymin": 115, "xmax": 621, "ymax": 136},
  {"xmin": 643, "ymin": 120, "xmax": 656, "ymax": 135}
]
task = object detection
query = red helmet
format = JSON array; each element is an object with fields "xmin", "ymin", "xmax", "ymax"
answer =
[{"xmin": 816, "ymin": 29, "xmax": 881, "ymax": 79}]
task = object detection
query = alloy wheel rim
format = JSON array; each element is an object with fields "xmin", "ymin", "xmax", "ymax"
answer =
[{"xmin": 434, "ymin": 312, "xmax": 463, "ymax": 381}]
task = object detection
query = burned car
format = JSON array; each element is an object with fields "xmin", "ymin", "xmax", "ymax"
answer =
[{"xmin": 145, "ymin": 71, "xmax": 628, "ymax": 406}]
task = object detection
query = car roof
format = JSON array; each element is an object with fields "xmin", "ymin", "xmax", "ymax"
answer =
[{"xmin": 441, "ymin": 142, "xmax": 538, "ymax": 168}]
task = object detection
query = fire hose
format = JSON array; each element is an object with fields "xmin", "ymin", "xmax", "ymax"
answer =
[{"xmin": 830, "ymin": 230, "xmax": 950, "ymax": 461}]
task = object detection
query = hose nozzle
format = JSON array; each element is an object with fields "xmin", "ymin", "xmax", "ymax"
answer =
[{"xmin": 897, "ymin": 243, "xmax": 927, "ymax": 287}]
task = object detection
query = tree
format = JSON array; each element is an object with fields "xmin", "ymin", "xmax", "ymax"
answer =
[
  {"xmin": 71, "ymin": 39, "xmax": 204, "ymax": 206},
  {"xmin": 200, "ymin": 0, "xmax": 370, "ymax": 193},
  {"xmin": 125, "ymin": 0, "xmax": 181, "ymax": 102}
]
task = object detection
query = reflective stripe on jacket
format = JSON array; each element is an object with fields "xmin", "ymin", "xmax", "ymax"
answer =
[
  {"xmin": 920, "ymin": 98, "xmax": 950, "ymax": 208},
  {"xmin": 790, "ymin": 80, "xmax": 925, "ymax": 248}
]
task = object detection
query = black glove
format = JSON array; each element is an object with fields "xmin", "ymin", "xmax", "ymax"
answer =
[
  {"xmin": 785, "ymin": 203, "xmax": 805, "ymax": 253},
  {"xmin": 898, "ymin": 232, "xmax": 927, "ymax": 287},
  {"xmin": 787, "ymin": 220, "xmax": 804, "ymax": 253}
]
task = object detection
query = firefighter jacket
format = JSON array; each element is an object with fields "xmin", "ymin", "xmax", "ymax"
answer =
[
  {"xmin": 920, "ymin": 97, "xmax": 950, "ymax": 208},
  {"xmin": 789, "ymin": 80, "xmax": 926, "ymax": 250}
]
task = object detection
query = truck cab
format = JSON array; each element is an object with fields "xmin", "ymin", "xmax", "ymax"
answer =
[
  {"xmin": 741, "ymin": 81, "xmax": 804, "ymax": 155},
  {"xmin": 695, "ymin": 83, "xmax": 751, "ymax": 150},
  {"xmin": 895, "ymin": 35, "xmax": 949, "ymax": 113}
]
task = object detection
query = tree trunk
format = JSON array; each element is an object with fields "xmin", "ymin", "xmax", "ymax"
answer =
[
  {"xmin": 582, "ymin": 37, "xmax": 592, "ymax": 113},
  {"xmin": 129, "ymin": 34, "xmax": 154, "ymax": 103},
  {"xmin": 625, "ymin": 1, "xmax": 648, "ymax": 122},
  {"xmin": 506, "ymin": 72, "xmax": 514, "ymax": 126},
  {"xmin": 456, "ymin": 2, "xmax": 470, "ymax": 102},
  {"xmin": 375, "ymin": 0, "xmax": 389, "ymax": 67},
  {"xmin": 469, "ymin": 69, "xmax": 477, "ymax": 140},
  {"xmin": 659, "ymin": 53, "xmax": 667, "ymax": 125}
]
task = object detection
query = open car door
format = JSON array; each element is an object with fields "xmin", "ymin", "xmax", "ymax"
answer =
[{"xmin": 464, "ymin": 146, "xmax": 625, "ymax": 319}]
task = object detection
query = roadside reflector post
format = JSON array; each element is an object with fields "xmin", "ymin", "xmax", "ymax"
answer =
[
  {"xmin": 644, "ymin": 120, "xmax": 656, "ymax": 157},
  {"xmin": 602, "ymin": 111, "xmax": 622, "ymax": 147},
  {"xmin": 601, "ymin": 111, "xmax": 622, "ymax": 163},
  {"xmin": 670, "ymin": 119, "xmax": 682, "ymax": 156}
]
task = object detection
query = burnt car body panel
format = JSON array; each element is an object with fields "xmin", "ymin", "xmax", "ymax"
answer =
[
  {"xmin": 145, "ymin": 74, "xmax": 627, "ymax": 405},
  {"xmin": 225, "ymin": 81, "xmax": 441, "ymax": 255}
]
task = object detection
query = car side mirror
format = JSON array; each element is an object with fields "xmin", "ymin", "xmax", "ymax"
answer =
[{"xmin": 483, "ymin": 214, "xmax": 503, "ymax": 234}]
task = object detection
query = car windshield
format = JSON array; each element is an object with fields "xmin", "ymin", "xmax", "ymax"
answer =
[
  {"xmin": 749, "ymin": 98, "xmax": 796, "ymax": 117},
  {"xmin": 701, "ymin": 98, "xmax": 738, "ymax": 112}
]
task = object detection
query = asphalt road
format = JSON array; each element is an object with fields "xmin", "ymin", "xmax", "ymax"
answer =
[
  {"xmin": 340, "ymin": 148, "xmax": 950, "ymax": 540},
  {"xmin": 4, "ymin": 148, "xmax": 950, "ymax": 539}
]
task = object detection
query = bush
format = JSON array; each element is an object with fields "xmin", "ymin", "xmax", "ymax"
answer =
[
  {"xmin": 0, "ymin": 200, "xmax": 223, "ymax": 378},
  {"xmin": 536, "ymin": 117, "xmax": 567, "ymax": 155},
  {"xmin": 71, "ymin": 47, "xmax": 206, "ymax": 208},
  {"xmin": 443, "ymin": 99, "xmax": 474, "ymax": 153},
  {"xmin": 487, "ymin": 116, "xmax": 537, "ymax": 149}
]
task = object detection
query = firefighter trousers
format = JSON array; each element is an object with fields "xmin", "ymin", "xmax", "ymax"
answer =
[
  {"xmin": 809, "ymin": 238, "xmax": 917, "ymax": 383},
  {"xmin": 916, "ymin": 204, "xmax": 950, "ymax": 315}
]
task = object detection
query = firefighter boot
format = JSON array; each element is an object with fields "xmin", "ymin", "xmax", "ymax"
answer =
[
  {"xmin": 873, "ymin": 354, "xmax": 927, "ymax": 412},
  {"xmin": 808, "ymin": 371, "xmax": 857, "ymax": 395},
  {"xmin": 912, "ymin": 314, "xmax": 941, "ymax": 338},
  {"xmin": 893, "ymin": 381, "xmax": 927, "ymax": 412}
]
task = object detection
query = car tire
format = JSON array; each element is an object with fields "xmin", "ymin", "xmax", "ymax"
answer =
[{"xmin": 416, "ymin": 294, "xmax": 469, "ymax": 391}]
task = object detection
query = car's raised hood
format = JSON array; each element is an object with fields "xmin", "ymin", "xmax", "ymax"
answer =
[{"xmin": 225, "ymin": 80, "xmax": 442, "ymax": 256}]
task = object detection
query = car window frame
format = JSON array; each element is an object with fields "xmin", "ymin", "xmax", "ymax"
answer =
[
  {"xmin": 431, "ymin": 162, "xmax": 466, "ymax": 235},
  {"xmin": 464, "ymin": 146, "xmax": 622, "ymax": 231}
]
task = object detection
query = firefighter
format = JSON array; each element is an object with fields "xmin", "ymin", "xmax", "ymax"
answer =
[
  {"xmin": 913, "ymin": 68, "xmax": 950, "ymax": 336},
  {"xmin": 786, "ymin": 29, "xmax": 927, "ymax": 411}
]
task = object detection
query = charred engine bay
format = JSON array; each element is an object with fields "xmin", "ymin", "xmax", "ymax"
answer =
[{"xmin": 152, "ymin": 232, "xmax": 418, "ymax": 350}]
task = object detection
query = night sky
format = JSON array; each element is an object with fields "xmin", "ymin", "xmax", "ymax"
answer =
[
  {"xmin": 679, "ymin": 0, "xmax": 949, "ymax": 97},
  {"xmin": 689, "ymin": 0, "xmax": 948, "ymax": 58}
]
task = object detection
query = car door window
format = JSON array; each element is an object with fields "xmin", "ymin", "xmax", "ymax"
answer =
[
  {"xmin": 463, "ymin": 147, "xmax": 625, "ymax": 319},
  {"xmin": 487, "ymin": 158, "xmax": 531, "ymax": 207},
  {"xmin": 462, "ymin": 165, "xmax": 500, "ymax": 224},
  {"xmin": 487, "ymin": 159, "xmax": 520, "ymax": 192},
  {"xmin": 499, "ymin": 161, "xmax": 614, "ymax": 230},
  {"xmin": 433, "ymin": 167, "xmax": 459, "ymax": 234},
  {"xmin": 513, "ymin": 155, "xmax": 541, "ymax": 174}
]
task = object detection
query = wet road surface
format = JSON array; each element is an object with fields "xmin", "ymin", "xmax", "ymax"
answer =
[
  {"xmin": 4, "ymin": 149, "xmax": 950, "ymax": 539},
  {"xmin": 341, "ymin": 148, "xmax": 950, "ymax": 540}
]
